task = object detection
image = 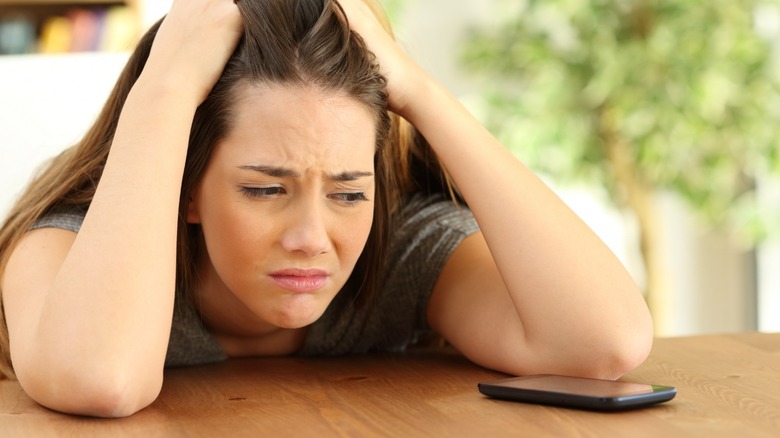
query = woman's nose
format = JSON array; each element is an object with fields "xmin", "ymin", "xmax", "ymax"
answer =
[{"xmin": 280, "ymin": 202, "xmax": 331, "ymax": 257}]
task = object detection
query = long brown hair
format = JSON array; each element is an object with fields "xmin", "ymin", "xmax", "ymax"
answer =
[{"xmin": 0, "ymin": 0, "xmax": 455, "ymax": 379}]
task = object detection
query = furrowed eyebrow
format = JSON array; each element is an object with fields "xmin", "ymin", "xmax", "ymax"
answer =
[
  {"xmin": 238, "ymin": 165, "xmax": 373, "ymax": 181},
  {"xmin": 328, "ymin": 171, "xmax": 374, "ymax": 182},
  {"xmin": 238, "ymin": 165, "xmax": 300, "ymax": 178}
]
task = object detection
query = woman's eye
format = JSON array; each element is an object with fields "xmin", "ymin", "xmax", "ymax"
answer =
[
  {"xmin": 240, "ymin": 186, "xmax": 286, "ymax": 198},
  {"xmin": 331, "ymin": 192, "xmax": 369, "ymax": 205}
]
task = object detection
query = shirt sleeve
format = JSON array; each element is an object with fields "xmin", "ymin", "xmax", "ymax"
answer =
[{"xmin": 30, "ymin": 211, "xmax": 85, "ymax": 233}]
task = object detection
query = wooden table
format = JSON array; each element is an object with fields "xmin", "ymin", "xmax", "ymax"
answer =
[{"xmin": 2, "ymin": 332, "xmax": 779, "ymax": 437}]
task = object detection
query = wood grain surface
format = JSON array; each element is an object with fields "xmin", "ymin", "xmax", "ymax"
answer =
[{"xmin": 2, "ymin": 333, "xmax": 779, "ymax": 437}]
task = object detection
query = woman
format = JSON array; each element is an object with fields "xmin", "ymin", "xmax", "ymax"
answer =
[{"xmin": 0, "ymin": 0, "xmax": 653, "ymax": 417}]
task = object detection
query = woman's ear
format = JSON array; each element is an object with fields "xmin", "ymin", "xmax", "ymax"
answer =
[{"xmin": 186, "ymin": 191, "xmax": 201, "ymax": 224}]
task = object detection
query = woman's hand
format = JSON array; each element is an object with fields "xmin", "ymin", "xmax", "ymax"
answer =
[
  {"xmin": 336, "ymin": 0, "xmax": 431, "ymax": 119},
  {"xmin": 142, "ymin": 0, "xmax": 243, "ymax": 105}
]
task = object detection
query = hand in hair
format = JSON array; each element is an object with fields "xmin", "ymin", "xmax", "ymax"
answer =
[
  {"xmin": 143, "ymin": 0, "xmax": 243, "ymax": 105},
  {"xmin": 336, "ymin": 0, "xmax": 429, "ymax": 119}
]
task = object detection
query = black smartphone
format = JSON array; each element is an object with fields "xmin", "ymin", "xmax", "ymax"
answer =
[{"xmin": 478, "ymin": 374, "xmax": 676, "ymax": 411}]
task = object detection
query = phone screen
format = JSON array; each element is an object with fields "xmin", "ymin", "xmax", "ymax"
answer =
[{"xmin": 478, "ymin": 375, "xmax": 676, "ymax": 411}]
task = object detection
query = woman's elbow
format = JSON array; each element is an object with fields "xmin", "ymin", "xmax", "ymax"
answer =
[
  {"xmin": 600, "ymin": 333, "xmax": 653, "ymax": 380},
  {"xmin": 585, "ymin": 311, "xmax": 654, "ymax": 380},
  {"xmin": 67, "ymin": 377, "xmax": 160, "ymax": 418},
  {"xmin": 18, "ymin": 364, "xmax": 162, "ymax": 418}
]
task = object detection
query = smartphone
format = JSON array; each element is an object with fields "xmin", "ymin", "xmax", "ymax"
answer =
[{"xmin": 478, "ymin": 374, "xmax": 676, "ymax": 411}]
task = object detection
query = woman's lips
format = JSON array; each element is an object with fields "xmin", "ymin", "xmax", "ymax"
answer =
[{"xmin": 269, "ymin": 269, "xmax": 329, "ymax": 293}]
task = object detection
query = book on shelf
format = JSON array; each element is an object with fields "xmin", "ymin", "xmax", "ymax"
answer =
[
  {"xmin": 0, "ymin": 6, "xmax": 138, "ymax": 56},
  {"xmin": 0, "ymin": 13, "xmax": 36, "ymax": 55}
]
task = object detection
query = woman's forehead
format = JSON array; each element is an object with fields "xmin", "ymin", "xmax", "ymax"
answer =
[
  {"xmin": 231, "ymin": 83, "xmax": 375, "ymax": 130},
  {"xmin": 216, "ymin": 83, "xmax": 377, "ymax": 170}
]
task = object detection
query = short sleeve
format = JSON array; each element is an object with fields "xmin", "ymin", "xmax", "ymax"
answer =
[{"xmin": 30, "ymin": 211, "xmax": 85, "ymax": 233}]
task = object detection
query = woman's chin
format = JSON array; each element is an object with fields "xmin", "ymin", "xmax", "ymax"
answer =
[{"xmin": 269, "ymin": 302, "xmax": 328, "ymax": 329}]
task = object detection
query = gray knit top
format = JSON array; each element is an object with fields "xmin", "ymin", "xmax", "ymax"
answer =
[{"xmin": 31, "ymin": 193, "xmax": 479, "ymax": 367}]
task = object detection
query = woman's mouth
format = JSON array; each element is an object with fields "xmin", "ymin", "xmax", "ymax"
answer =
[{"xmin": 269, "ymin": 269, "xmax": 329, "ymax": 293}]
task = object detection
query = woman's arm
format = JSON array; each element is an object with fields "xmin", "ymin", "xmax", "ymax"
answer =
[
  {"xmin": 340, "ymin": 0, "xmax": 653, "ymax": 379},
  {"xmin": 1, "ymin": 0, "xmax": 241, "ymax": 417}
]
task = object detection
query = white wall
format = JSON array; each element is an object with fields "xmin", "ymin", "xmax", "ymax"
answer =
[
  {"xmin": 654, "ymin": 193, "xmax": 757, "ymax": 335},
  {"xmin": 138, "ymin": 0, "xmax": 172, "ymax": 29},
  {"xmin": 0, "ymin": 52, "xmax": 129, "ymax": 217},
  {"xmin": 756, "ymin": 175, "xmax": 780, "ymax": 332}
]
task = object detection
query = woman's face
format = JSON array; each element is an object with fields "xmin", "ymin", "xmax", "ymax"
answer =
[{"xmin": 188, "ymin": 84, "xmax": 376, "ymax": 334}]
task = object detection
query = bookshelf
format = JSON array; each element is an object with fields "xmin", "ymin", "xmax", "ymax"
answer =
[{"xmin": 0, "ymin": 0, "xmax": 140, "ymax": 55}]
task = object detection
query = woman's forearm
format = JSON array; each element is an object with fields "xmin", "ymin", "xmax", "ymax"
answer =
[
  {"xmin": 24, "ymin": 81, "xmax": 198, "ymax": 415},
  {"xmin": 405, "ymin": 76, "xmax": 652, "ymax": 365}
]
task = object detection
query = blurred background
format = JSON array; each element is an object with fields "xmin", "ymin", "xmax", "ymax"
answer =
[{"xmin": 1, "ymin": 0, "xmax": 779, "ymax": 337}]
